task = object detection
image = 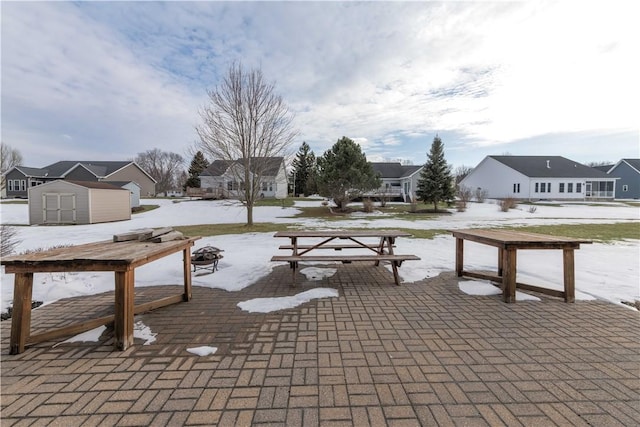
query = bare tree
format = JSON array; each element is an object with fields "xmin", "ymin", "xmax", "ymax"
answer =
[
  {"xmin": 196, "ymin": 63, "xmax": 297, "ymax": 226},
  {"xmin": 1, "ymin": 143, "xmax": 24, "ymax": 195},
  {"xmin": 134, "ymin": 149, "xmax": 185, "ymax": 195},
  {"xmin": 454, "ymin": 165, "xmax": 473, "ymax": 184},
  {"xmin": 1, "ymin": 225, "xmax": 20, "ymax": 257}
]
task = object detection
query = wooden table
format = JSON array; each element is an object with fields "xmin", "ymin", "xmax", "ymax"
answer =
[
  {"xmin": 451, "ymin": 229, "xmax": 591, "ymax": 303},
  {"xmin": 1, "ymin": 237, "xmax": 200, "ymax": 354},
  {"xmin": 271, "ymin": 230, "xmax": 420, "ymax": 286}
]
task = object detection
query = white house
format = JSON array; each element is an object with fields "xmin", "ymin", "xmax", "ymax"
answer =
[
  {"xmin": 365, "ymin": 162, "xmax": 423, "ymax": 202},
  {"xmin": 460, "ymin": 156, "xmax": 617, "ymax": 201},
  {"xmin": 199, "ymin": 157, "xmax": 288, "ymax": 199}
]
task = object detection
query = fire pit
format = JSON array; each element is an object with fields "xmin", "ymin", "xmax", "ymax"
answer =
[{"xmin": 191, "ymin": 246, "xmax": 224, "ymax": 273}]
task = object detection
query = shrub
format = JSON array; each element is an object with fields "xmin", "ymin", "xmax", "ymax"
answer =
[
  {"xmin": 362, "ymin": 198, "xmax": 374, "ymax": 213},
  {"xmin": 457, "ymin": 186, "xmax": 473, "ymax": 211},
  {"xmin": 475, "ymin": 188, "xmax": 488, "ymax": 203},
  {"xmin": 499, "ymin": 197, "xmax": 518, "ymax": 212}
]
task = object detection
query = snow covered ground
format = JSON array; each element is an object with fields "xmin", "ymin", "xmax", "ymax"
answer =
[{"xmin": 1, "ymin": 198, "xmax": 639, "ymax": 316}]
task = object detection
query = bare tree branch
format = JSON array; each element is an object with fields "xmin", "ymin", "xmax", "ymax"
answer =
[{"xmin": 196, "ymin": 63, "xmax": 297, "ymax": 225}]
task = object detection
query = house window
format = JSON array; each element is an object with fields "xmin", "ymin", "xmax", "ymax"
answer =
[
  {"xmin": 8, "ymin": 180, "xmax": 14, "ymax": 191},
  {"xmin": 623, "ymin": 184, "xmax": 629, "ymax": 192},
  {"xmin": 559, "ymin": 183, "xmax": 565, "ymax": 193},
  {"xmin": 568, "ymin": 183, "xmax": 573, "ymax": 193},
  {"xmin": 547, "ymin": 183, "xmax": 551, "ymax": 192},
  {"xmin": 262, "ymin": 182, "xmax": 268, "ymax": 191},
  {"xmin": 535, "ymin": 183, "xmax": 539, "ymax": 193},
  {"xmin": 540, "ymin": 183, "xmax": 546, "ymax": 193},
  {"xmin": 20, "ymin": 180, "xmax": 26, "ymax": 191},
  {"xmin": 576, "ymin": 183, "xmax": 582, "ymax": 193},
  {"xmin": 513, "ymin": 183, "xmax": 520, "ymax": 193}
]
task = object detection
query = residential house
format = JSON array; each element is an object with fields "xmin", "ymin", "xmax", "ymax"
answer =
[
  {"xmin": 366, "ymin": 162, "xmax": 423, "ymax": 202},
  {"xmin": 605, "ymin": 159, "xmax": 640, "ymax": 199},
  {"xmin": 28, "ymin": 180, "xmax": 131, "ymax": 225},
  {"xmin": 2, "ymin": 161, "xmax": 156, "ymax": 199},
  {"xmin": 199, "ymin": 157, "xmax": 288, "ymax": 199},
  {"xmin": 459, "ymin": 156, "xmax": 617, "ymax": 201}
]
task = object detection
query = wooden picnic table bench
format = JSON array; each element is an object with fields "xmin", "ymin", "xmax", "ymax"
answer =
[
  {"xmin": 271, "ymin": 230, "xmax": 420, "ymax": 286},
  {"xmin": 1, "ymin": 236, "xmax": 200, "ymax": 354},
  {"xmin": 451, "ymin": 229, "xmax": 592, "ymax": 303}
]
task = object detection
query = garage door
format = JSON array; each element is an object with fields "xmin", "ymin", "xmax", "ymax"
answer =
[{"xmin": 43, "ymin": 193, "xmax": 76, "ymax": 224}]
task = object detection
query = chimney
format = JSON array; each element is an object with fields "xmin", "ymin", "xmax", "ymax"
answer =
[{"xmin": 546, "ymin": 160, "xmax": 550, "ymax": 169}]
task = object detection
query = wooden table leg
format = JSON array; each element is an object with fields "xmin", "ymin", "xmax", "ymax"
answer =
[
  {"xmin": 114, "ymin": 269, "xmax": 135, "ymax": 350},
  {"xmin": 455, "ymin": 238, "xmax": 464, "ymax": 276},
  {"xmin": 498, "ymin": 248, "xmax": 504, "ymax": 276},
  {"xmin": 182, "ymin": 247, "xmax": 192, "ymax": 301},
  {"xmin": 502, "ymin": 248, "xmax": 517, "ymax": 303},
  {"xmin": 563, "ymin": 249, "xmax": 576, "ymax": 303},
  {"xmin": 10, "ymin": 273, "xmax": 34, "ymax": 355}
]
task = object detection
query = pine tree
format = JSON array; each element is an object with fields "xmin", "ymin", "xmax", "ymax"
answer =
[
  {"xmin": 290, "ymin": 142, "xmax": 316, "ymax": 196},
  {"xmin": 185, "ymin": 151, "xmax": 210, "ymax": 190},
  {"xmin": 317, "ymin": 137, "xmax": 381, "ymax": 210},
  {"xmin": 416, "ymin": 135, "xmax": 455, "ymax": 211}
]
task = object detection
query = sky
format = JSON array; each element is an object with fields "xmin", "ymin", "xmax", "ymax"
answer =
[{"xmin": 2, "ymin": 1, "xmax": 638, "ymax": 171}]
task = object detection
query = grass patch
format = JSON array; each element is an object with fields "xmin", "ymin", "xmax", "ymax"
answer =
[
  {"xmin": 174, "ymin": 223, "xmax": 297, "ymax": 237},
  {"xmin": 132, "ymin": 205, "xmax": 159, "ymax": 214},
  {"xmin": 505, "ymin": 222, "xmax": 640, "ymax": 242}
]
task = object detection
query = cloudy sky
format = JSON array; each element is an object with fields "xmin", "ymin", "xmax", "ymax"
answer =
[{"xmin": 2, "ymin": 1, "xmax": 637, "ymax": 169}]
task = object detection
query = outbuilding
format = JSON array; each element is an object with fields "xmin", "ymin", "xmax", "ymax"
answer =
[{"xmin": 28, "ymin": 180, "xmax": 131, "ymax": 225}]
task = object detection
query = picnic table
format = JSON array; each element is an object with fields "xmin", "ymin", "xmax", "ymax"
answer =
[
  {"xmin": 271, "ymin": 230, "xmax": 420, "ymax": 286},
  {"xmin": 1, "ymin": 236, "xmax": 200, "ymax": 354},
  {"xmin": 451, "ymin": 229, "xmax": 592, "ymax": 303}
]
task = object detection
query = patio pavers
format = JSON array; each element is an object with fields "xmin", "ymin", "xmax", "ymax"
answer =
[{"xmin": 1, "ymin": 265, "xmax": 639, "ymax": 426}]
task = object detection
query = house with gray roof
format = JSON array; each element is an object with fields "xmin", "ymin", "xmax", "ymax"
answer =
[
  {"xmin": 2, "ymin": 161, "xmax": 156, "ymax": 199},
  {"xmin": 459, "ymin": 156, "xmax": 617, "ymax": 201},
  {"xmin": 365, "ymin": 162, "xmax": 423, "ymax": 202},
  {"xmin": 199, "ymin": 157, "xmax": 287, "ymax": 199},
  {"xmin": 605, "ymin": 159, "xmax": 640, "ymax": 199}
]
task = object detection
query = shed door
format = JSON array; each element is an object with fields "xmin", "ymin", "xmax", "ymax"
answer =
[{"xmin": 43, "ymin": 193, "xmax": 76, "ymax": 223}]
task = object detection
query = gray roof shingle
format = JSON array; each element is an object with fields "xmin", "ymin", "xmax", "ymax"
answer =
[{"xmin": 490, "ymin": 156, "xmax": 611, "ymax": 178}]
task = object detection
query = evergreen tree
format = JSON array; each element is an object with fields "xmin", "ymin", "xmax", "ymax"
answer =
[
  {"xmin": 316, "ymin": 137, "xmax": 381, "ymax": 211},
  {"xmin": 185, "ymin": 151, "xmax": 210, "ymax": 189},
  {"xmin": 416, "ymin": 135, "xmax": 455, "ymax": 211},
  {"xmin": 290, "ymin": 142, "xmax": 316, "ymax": 196}
]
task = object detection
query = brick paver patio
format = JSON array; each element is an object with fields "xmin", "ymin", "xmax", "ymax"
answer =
[{"xmin": 1, "ymin": 265, "xmax": 639, "ymax": 426}]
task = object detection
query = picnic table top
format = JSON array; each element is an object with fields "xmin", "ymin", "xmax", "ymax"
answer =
[
  {"xmin": 274, "ymin": 230, "xmax": 413, "ymax": 238},
  {"xmin": 450, "ymin": 229, "xmax": 592, "ymax": 247},
  {"xmin": 1, "ymin": 237, "xmax": 201, "ymax": 273}
]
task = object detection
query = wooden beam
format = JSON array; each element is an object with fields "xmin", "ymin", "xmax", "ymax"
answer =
[{"xmin": 10, "ymin": 273, "xmax": 34, "ymax": 355}]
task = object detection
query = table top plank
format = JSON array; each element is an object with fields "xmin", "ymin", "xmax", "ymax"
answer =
[
  {"xmin": 274, "ymin": 230, "xmax": 413, "ymax": 238},
  {"xmin": 450, "ymin": 229, "xmax": 592, "ymax": 248},
  {"xmin": 1, "ymin": 237, "xmax": 201, "ymax": 273}
]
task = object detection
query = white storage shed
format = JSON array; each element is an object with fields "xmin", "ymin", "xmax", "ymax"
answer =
[{"xmin": 28, "ymin": 180, "xmax": 131, "ymax": 225}]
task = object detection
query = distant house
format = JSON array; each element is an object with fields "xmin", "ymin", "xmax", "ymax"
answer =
[
  {"xmin": 199, "ymin": 157, "xmax": 288, "ymax": 199},
  {"xmin": 606, "ymin": 159, "xmax": 640, "ymax": 199},
  {"xmin": 2, "ymin": 161, "xmax": 156, "ymax": 199},
  {"xmin": 28, "ymin": 180, "xmax": 131, "ymax": 225},
  {"xmin": 365, "ymin": 162, "xmax": 423, "ymax": 202},
  {"xmin": 459, "ymin": 156, "xmax": 617, "ymax": 201}
]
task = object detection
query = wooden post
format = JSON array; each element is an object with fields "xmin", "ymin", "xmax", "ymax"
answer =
[
  {"xmin": 114, "ymin": 269, "xmax": 135, "ymax": 350},
  {"xmin": 10, "ymin": 273, "xmax": 34, "ymax": 354},
  {"xmin": 182, "ymin": 247, "xmax": 192, "ymax": 301},
  {"xmin": 502, "ymin": 248, "xmax": 517, "ymax": 303},
  {"xmin": 455, "ymin": 238, "xmax": 464, "ymax": 276},
  {"xmin": 563, "ymin": 248, "xmax": 576, "ymax": 303},
  {"xmin": 498, "ymin": 248, "xmax": 504, "ymax": 276}
]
